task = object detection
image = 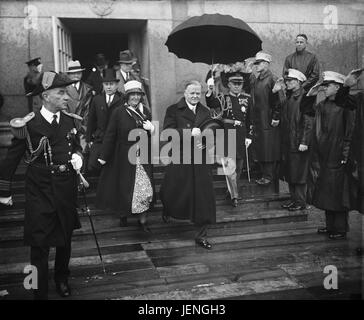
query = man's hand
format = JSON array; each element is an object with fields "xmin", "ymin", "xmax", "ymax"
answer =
[
  {"xmin": 298, "ymin": 144, "xmax": 308, "ymax": 152},
  {"xmin": 0, "ymin": 196, "xmax": 13, "ymax": 206},
  {"xmin": 70, "ymin": 153, "xmax": 83, "ymax": 171},
  {"xmin": 98, "ymin": 159, "xmax": 106, "ymax": 165},
  {"xmin": 271, "ymin": 120, "xmax": 280, "ymax": 127},
  {"xmin": 245, "ymin": 138, "xmax": 252, "ymax": 148},
  {"xmin": 191, "ymin": 128, "xmax": 201, "ymax": 137},
  {"xmin": 143, "ymin": 120, "xmax": 155, "ymax": 133},
  {"xmin": 272, "ymin": 78, "xmax": 285, "ymax": 93},
  {"xmin": 344, "ymin": 69, "xmax": 362, "ymax": 87},
  {"xmin": 234, "ymin": 120, "xmax": 242, "ymax": 126}
]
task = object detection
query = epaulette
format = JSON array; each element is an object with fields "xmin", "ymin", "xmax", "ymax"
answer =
[
  {"xmin": 10, "ymin": 112, "xmax": 35, "ymax": 128},
  {"xmin": 61, "ymin": 110, "xmax": 83, "ymax": 121}
]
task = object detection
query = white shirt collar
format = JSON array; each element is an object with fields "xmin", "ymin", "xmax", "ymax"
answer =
[
  {"xmin": 185, "ymin": 100, "xmax": 197, "ymax": 113},
  {"xmin": 106, "ymin": 93, "xmax": 115, "ymax": 103},
  {"xmin": 74, "ymin": 82, "xmax": 80, "ymax": 91},
  {"xmin": 120, "ymin": 70, "xmax": 128, "ymax": 81},
  {"xmin": 40, "ymin": 106, "xmax": 60, "ymax": 124}
]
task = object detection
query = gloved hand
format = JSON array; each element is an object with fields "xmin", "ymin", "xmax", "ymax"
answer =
[
  {"xmin": 245, "ymin": 138, "xmax": 252, "ymax": 148},
  {"xmin": 70, "ymin": 153, "xmax": 83, "ymax": 171},
  {"xmin": 234, "ymin": 120, "xmax": 242, "ymax": 127},
  {"xmin": 143, "ymin": 120, "xmax": 155, "ymax": 133},
  {"xmin": 98, "ymin": 159, "xmax": 106, "ymax": 165},
  {"xmin": 0, "ymin": 196, "xmax": 12, "ymax": 206},
  {"xmin": 298, "ymin": 144, "xmax": 308, "ymax": 152},
  {"xmin": 271, "ymin": 120, "xmax": 280, "ymax": 127},
  {"xmin": 191, "ymin": 128, "xmax": 201, "ymax": 137}
]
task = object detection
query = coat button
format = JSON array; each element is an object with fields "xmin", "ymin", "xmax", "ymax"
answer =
[
  {"xmin": 68, "ymin": 152, "xmax": 71, "ymax": 155},
  {"xmin": 51, "ymin": 170, "xmax": 54, "ymax": 174},
  {"xmin": 187, "ymin": 124, "xmax": 191, "ymax": 128}
]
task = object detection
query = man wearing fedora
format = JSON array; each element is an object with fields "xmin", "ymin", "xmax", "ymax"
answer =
[
  {"xmin": 312, "ymin": 71, "xmax": 356, "ymax": 240},
  {"xmin": 0, "ymin": 71, "xmax": 83, "ymax": 299},
  {"xmin": 66, "ymin": 60, "xmax": 93, "ymax": 152},
  {"xmin": 24, "ymin": 57, "xmax": 43, "ymax": 112},
  {"xmin": 283, "ymin": 34, "xmax": 320, "ymax": 92},
  {"xmin": 86, "ymin": 69, "xmax": 123, "ymax": 173},
  {"xmin": 206, "ymin": 70, "xmax": 252, "ymax": 207},
  {"xmin": 116, "ymin": 50, "xmax": 136, "ymax": 94},
  {"xmin": 86, "ymin": 53, "xmax": 109, "ymax": 95},
  {"xmin": 278, "ymin": 69, "xmax": 316, "ymax": 211},
  {"xmin": 250, "ymin": 51, "xmax": 281, "ymax": 186}
]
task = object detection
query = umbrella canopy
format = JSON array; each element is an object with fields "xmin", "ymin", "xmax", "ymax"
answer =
[{"xmin": 165, "ymin": 13, "xmax": 262, "ymax": 64}]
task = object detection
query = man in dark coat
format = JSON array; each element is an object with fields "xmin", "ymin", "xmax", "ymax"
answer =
[
  {"xmin": 279, "ymin": 69, "xmax": 316, "ymax": 211},
  {"xmin": 85, "ymin": 69, "xmax": 123, "ymax": 173},
  {"xmin": 312, "ymin": 71, "xmax": 357, "ymax": 240},
  {"xmin": 85, "ymin": 53, "xmax": 108, "ymax": 96},
  {"xmin": 23, "ymin": 57, "xmax": 42, "ymax": 112},
  {"xmin": 66, "ymin": 60, "xmax": 93, "ymax": 153},
  {"xmin": 116, "ymin": 50, "xmax": 136, "ymax": 94},
  {"xmin": 160, "ymin": 80, "xmax": 216, "ymax": 249},
  {"xmin": 206, "ymin": 71, "xmax": 252, "ymax": 207},
  {"xmin": 0, "ymin": 71, "xmax": 83, "ymax": 299},
  {"xmin": 250, "ymin": 52, "xmax": 281, "ymax": 185},
  {"xmin": 283, "ymin": 34, "xmax": 320, "ymax": 92}
]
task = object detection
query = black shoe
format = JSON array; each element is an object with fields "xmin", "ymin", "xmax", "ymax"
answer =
[
  {"xmin": 288, "ymin": 204, "xmax": 306, "ymax": 211},
  {"xmin": 317, "ymin": 227, "xmax": 329, "ymax": 234},
  {"xmin": 55, "ymin": 281, "xmax": 71, "ymax": 298},
  {"xmin": 195, "ymin": 238, "xmax": 212, "ymax": 250},
  {"xmin": 328, "ymin": 232, "xmax": 346, "ymax": 240},
  {"xmin": 120, "ymin": 217, "xmax": 128, "ymax": 227},
  {"xmin": 232, "ymin": 198, "xmax": 238, "ymax": 207},
  {"xmin": 225, "ymin": 190, "xmax": 231, "ymax": 200},
  {"xmin": 281, "ymin": 201, "xmax": 295, "ymax": 209},
  {"xmin": 138, "ymin": 220, "xmax": 152, "ymax": 233}
]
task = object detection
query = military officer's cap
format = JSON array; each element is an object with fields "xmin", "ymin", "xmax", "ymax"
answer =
[
  {"xmin": 26, "ymin": 57, "xmax": 41, "ymax": 66},
  {"xmin": 26, "ymin": 71, "xmax": 78, "ymax": 97},
  {"xmin": 253, "ymin": 51, "xmax": 272, "ymax": 64},
  {"xmin": 284, "ymin": 69, "xmax": 307, "ymax": 82},
  {"xmin": 321, "ymin": 71, "xmax": 345, "ymax": 85},
  {"xmin": 227, "ymin": 72, "xmax": 244, "ymax": 83}
]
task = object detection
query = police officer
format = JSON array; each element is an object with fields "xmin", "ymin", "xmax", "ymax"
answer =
[
  {"xmin": 206, "ymin": 71, "xmax": 252, "ymax": 206},
  {"xmin": 0, "ymin": 71, "xmax": 83, "ymax": 299}
]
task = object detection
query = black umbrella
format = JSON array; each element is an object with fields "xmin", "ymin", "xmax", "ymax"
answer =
[{"xmin": 165, "ymin": 13, "xmax": 262, "ymax": 64}]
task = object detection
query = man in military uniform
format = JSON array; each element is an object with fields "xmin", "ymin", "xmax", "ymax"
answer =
[
  {"xmin": 206, "ymin": 71, "xmax": 252, "ymax": 207},
  {"xmin": 0, "ymin": 71, "xmax": 83, "ymax": 299},
  {"xmin": 250, "ymin": 51, "xmax": 281, "ymax": 186},
  {"xmin": 24, "ymin": 57, "xmax": 43, "ymax": 112}
]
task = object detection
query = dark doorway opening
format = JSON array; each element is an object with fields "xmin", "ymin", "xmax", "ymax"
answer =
[{"xmin": 72, "ymin": 33, "xmax": 128, "ymax": 80}]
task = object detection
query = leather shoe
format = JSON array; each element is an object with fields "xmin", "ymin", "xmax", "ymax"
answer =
[
  {"xmin": 288, "ymin": 204, "xmax": 306, "ymax": 211},
  {"xmin": 120, "ymin": 217, "xmax": 128, "ymax": 227},
  {"xmin": 281, "ymin": 201, "xmax": 294, "ymax": 209},
  {"xmin": 317, "ymin": 227, "xmax": 329, "ymax": 234},
  {"xmin": 232, "ymin": 198, "xmax": 238, "ymax": 207},
  {"xmin": 55, "ymin": 281, "xmax": 71, "ymax": 298},
  {"xmin": 138, "ymin": 220, "xmax": 152, "ymax": 233},
  {"xmin": 328, "ymin": 232, "xmax": 346, "ymax": 240},
  {"xmin": 195, "ymin": 238, "xmax": 212, "ymax": 250}
]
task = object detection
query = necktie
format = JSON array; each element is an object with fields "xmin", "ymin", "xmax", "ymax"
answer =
[
  {"xmin": 107, "ymin": 95, "xmax": 112, "ymax": 106},
  {"xmin": 191, "ymin": 105, "xmax": 196, "ymax": 114},
  {"xmin": 51, "ymin": 114, "xmax": 58, "ymax": 129}
]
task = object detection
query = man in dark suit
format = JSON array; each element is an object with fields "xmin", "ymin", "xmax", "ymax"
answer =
[
  {"xmin": 116, "ymin": 50, "xmax": 135, "ymax": 94},
  {"xmin": 85, "ymin": 53, "xmax": 108, "ymax": 95},
  {"xmin": 86, "ymin": 69, "xmax": 123, "ymax": 173},
  {"xmin": 160, "ymin": 80, "xmax": 216, "ymax": 249},
  {"xmin": 0, "ymin": 71, "xmax": 83, "ymax": 299}
]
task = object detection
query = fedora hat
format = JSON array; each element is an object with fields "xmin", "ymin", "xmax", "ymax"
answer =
[
  {"xmin": 66, "ymin": 60, "xmax": 85, "ymax": 73},
  {"xmin": 198, "ymin": 118, "xmax": 225, "ymax": 150},
  {"xmin": 124, "ymin": 80, "xmax": 144, "ymax": 94},
  {"xmin": 102, "ymin": 69, "xmax": 120, "ymax": 83},
  {"xmin": 118, "ymin": 50, "xmax": 134, "ymax": 64},
  {"xmin": 26, "ymin": 71, "xmax": 78, "ymax": 97}
]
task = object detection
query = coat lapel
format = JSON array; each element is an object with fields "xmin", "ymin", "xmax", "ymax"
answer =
[
  {"xmin": 177, "ymin": 98, "xmax": 196, "ymax": 124},
  {"xmin": 194, "ymin": 103, "xmax": 209, "ymax": 127}
]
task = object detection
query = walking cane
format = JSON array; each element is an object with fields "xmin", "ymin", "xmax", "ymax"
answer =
[
  {"xmin": 245, "ymin": 144, "xmax": 251, "ymax": 182},
  {"xmin": 77, "ymin": 171, "xmax": 106, "ymax": 274}
]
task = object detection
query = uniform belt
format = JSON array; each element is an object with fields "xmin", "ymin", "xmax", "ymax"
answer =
[{"xmin": 30, "ymin": 162, "xmax": 72, "ymax": 173}]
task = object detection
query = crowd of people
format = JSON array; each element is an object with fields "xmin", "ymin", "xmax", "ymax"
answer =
[{"xmin": 0, "ymin": 34, "xmax": 363, "ymax": 300}]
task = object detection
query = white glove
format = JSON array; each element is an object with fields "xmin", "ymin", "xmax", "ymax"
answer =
[
  {"xmin": 143, "ymin": 120, "xmax": 155, "ymax": 133},
  {"xmin": 0, "ymin": 196, "xmax": 13, "ymax": 206},
  {"xmin": 271, "ymin": 120, "xmax": 280, "ymax": 127},
  {"xmin": 191, "ymin": 128, "xmax": 201, "ymax": 137},
  {"xmin": 70, "ymin": 153, "xmax": 83, "ymax": 171},
  {"xmin": 245, "ymin": 138, "xmax": 252, "ymax": 148},
  {"xmin": 234, "ymin": 120, "xmax": 242, "ymax": 127},
  {"xmin": 98, "ymin": 159, "xmax": 106, "ymax": 165}
]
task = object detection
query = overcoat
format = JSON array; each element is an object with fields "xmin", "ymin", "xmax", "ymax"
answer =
[
  {"xmin": 312, "ymin": 94, "xmax": 356, "ymax": 211},
  {"xmin": 280, "ymin": 87, "xmax": 315, "ymax": 183},
  {"xmin": 160, "ymin": 98, "xmax": 216, "ymax": 226},
  {"xmin": 0, "ymin": 111, "xmax": 82, "ymax": 246},
  {"xmin": 95, "ymin": 104, "xmax": 154, "ymax": 215},
  {"xmin": 250, "ymin": 70, "xmax": 281, "ymax": 162}
]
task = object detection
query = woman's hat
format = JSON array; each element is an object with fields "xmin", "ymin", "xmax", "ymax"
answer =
[
  {"xmin": 124, "ymin": 80, "xmax": 144, "ymax": 94},
  {"xmin": 66, "ymin": 60, "xmax": 85, "ymax": 73},
  {"xmin": 102, "ymin": 69, "xmax": 120, "ymax": 83}
]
